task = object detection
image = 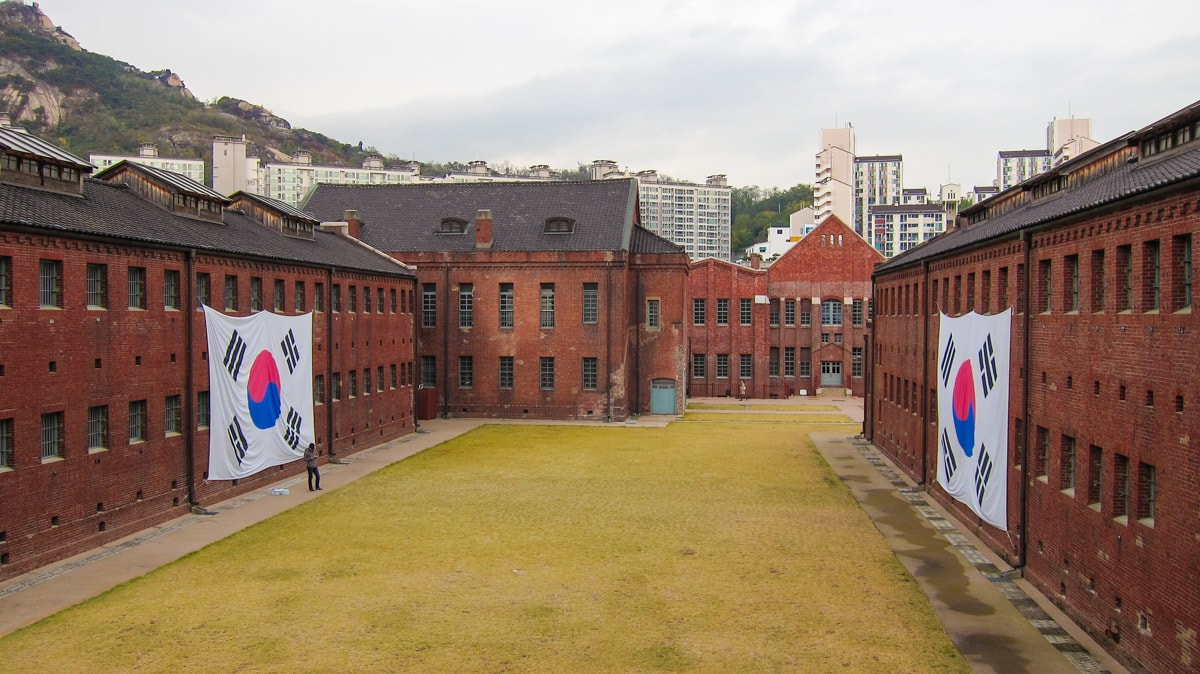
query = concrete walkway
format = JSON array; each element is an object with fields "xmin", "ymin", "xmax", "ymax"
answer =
[{"xmin": 0, "ymin": 398, "xmax": 1126, "ymax": 674}]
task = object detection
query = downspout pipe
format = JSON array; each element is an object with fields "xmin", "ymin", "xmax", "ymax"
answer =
[
  {"xmin": 184, "ymin": 249, "xmax": 198, "ymax": 507},
  {"xmin": 326, "ymin": 267, "xmax": 336, "ymax": 459},
  {"xmin": 919, "ymin": 259, "xmax": 931, "ymax": 487},
  {"xmin": 1016, "ymin": 229, "xmax": 1033, "ymax": 570},
  {"xmin": 441, "ymin": 266, "xmax": 450, "ymax": 418},
  {"xmin": 605, "ymin": 260, "xmax": 613, "ymax": 422}
]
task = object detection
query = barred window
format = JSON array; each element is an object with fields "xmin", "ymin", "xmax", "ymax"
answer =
[
  {"xmin": 364, "ymin": 286, "xmax": 372, "ymax": 313},
  {"xmin": 377, "ymin": 366, "xmax": 385, "ymax": 392},
  {"xmin": 331, "ymin": 373, "xmax": 341, "ymax": 401},
  {"xmin": 0, "ymin": 418, "xmax": 12, "ymax": 468},
  {"xmin": 87, "ymin": 263, "xmax": 108, "ymax": 308},
  {"xmin": 715, "ymin": 354, "xmax": 729, "ymax": 378},
  {"xmin": 224, "ymin": 275, "xmax": 239, "ymax": 311},
  {"xmin": 274, "ymin": 279, "xmax": 286, "ymax": 312},
  {"xmin": 784, "ymin": 347, "xmax": 795, "ymax": 377},
  {"xmin": 784, "ymin": 299, "xmax": 795, "ymax": 326},
  {"xmin": 389, "ymin": 365, "xmax": 397, "ymax": 389},
  {"xmin": 646, "ymin": 298, "xmax": 660, "ymax": 329},
  {"xmin": 363, "ymin": 368, "xmax": 372, "ymax": 395},
  {"xmin": 739, "ymin": 298, "xmax": 752, "ymax": 325},
  {"xmin": 769, "ymin": 300, "xmax": 780, "ymax": 326},
  {"xmin": 851, "ymin": 299, "xmax": 864, "ymax": 326},
  {"xmin": 799, "ymin": 348, "xmax": 811, "ymax": 377},
  {"xmin": 852, "ymin": 347, "xmax": 863, "ymax": 378},
  {"xmin": 250, "ymin": 277, "xmax": 263, "ymax": 312},
  {"xmin": 295, "ymin": 281, "xmax": 306, "ymax": 312},
  {"xmin": 332, "ymin": 284, "xmax": 343, "ymax": 312},
  {"xmin": 499, "ymin": 356, "xmax": 514, "ymax": 389},
  {"xmin": 499, "ymin": 283, "xmax": 514, "ymax": 328},
  {"xmin": 583, "ymin": 357, "xmax": 598, "ymax": 390},
  {"xmin": 459, "ymin": 356, "xmax": 473, "ymax": 388},
  {"xmin": 769, "ymin": 347, "xmax": 779, "ymax": 376},
  {"xmin": 348, "ymin": 284, "xmax": 358, "ymax": 313},
  {"xmin": 315, "ymin": 282, "xmax": 325, "ymax": 312},
  {"xmin": 422, "ymin": 284, "xmax": 436, "ymax": 328},
  {"xmin": 40, "ymin": 259, "xmax": 62, "ymax": 307},
  {"xmin": 420, "ymin": 355, "xmax": 436, "ymax": 388},
  {"xmin": 692, "ymin": 353, "xmax": 706, "ymax": 378},
  {"xmin": 197, "ymin": 391, "xmax": 210, "ymax": 427},
  {"xmin": 165, "ymin": 396, "xmax": 181, "ymax": 435},
  {"xmin": 0, "ymin": 256, "xmax": 11, "ymax": 306},
  {"xmin": 540, "ymin": 284, "xmax": 555, "ymax": 328},
  {"xmin": 716, "ymin": 298, "xmax": 729, "ymax": 325},
  {"xmin": 1144, "ymin": 240, "xmax": 1161, "ymax": 312},
  {"xmin": 739, "ymin": 353, "xmax": 752, "ymax": 379},
  {"xmin": 390, "ymin": 288, "xmax": 397, "ymax": 313},
  {"xmin": 349, "ymin": 370, "xmax": 358, "ymax": 397},
  {"xmin": 88, "ymin": 405, "xmax": 109, "ymax": 450},
  {"xmin": 128, "ymin": 400, "xmax": 147, "ymax": 443},
  {"xmin": 41, "ymin": 411, "xmax": 64, "ymax": 460},
  {"xmin": 377, "ymin": 287, "xmax": 385, "ymax": 313},
  {"xmin": 459, "ymin": 283, "xmax": 474, "ymax": 328},
  {"xmin": 540, "ymin": 357, "xmax": 555, "ymax": 390},
  {"xmin": 583, "ymin": 283, "xmax": 599, "ymax": 324},
  {"xmin": 693, "ymin": 298, "xmax": 706, "ymax": 325},
  {"xmin": 127, "ymin": 267, "xmax": 147, "ymax": 310},
  {"xmin": 164, "ymin": 270, "xmax": 181, "ymax": 310}
]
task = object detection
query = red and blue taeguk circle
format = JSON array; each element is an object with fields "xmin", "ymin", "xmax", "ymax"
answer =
[
  {"xmin": 952, "ymin": 361, "xmax": 976, "ymax": 457},
  {"xmin": 247, "ymin": 350, "xmax": 283, "ymax": 429}
]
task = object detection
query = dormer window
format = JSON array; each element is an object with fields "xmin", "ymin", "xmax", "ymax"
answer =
[
  {"xmin": 438, "ymin": 217, "xmax": 467, "ymax": 234},
  {"xmin": 544, "ymin": 217, "xmax": 575, "ymax": 234}
]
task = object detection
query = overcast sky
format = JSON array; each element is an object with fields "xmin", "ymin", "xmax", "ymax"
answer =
[{"xmin": 30, "ymin": 0, "xmax": 1200, "ymax": 192}]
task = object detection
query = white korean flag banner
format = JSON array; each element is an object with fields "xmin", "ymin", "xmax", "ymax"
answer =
[
  {"xmin": 936, "ymin": 309, "xmax": 1012, "ymax": 530},
  {"xmin": 203, "ymin": 306, "xmax": 314, "ymax": 480}
]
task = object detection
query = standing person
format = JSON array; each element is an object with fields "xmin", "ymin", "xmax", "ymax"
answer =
[{"xmin": 305, "ymin": 442, "xmax": 322, "ymax": 491}]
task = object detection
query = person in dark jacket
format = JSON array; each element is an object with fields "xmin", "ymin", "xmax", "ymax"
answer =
[{"xmin": 304, "ymin": 442, "xmax": 322, "ymax": 491}]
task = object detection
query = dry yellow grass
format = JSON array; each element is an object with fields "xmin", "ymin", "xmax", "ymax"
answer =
[
  {"xmin": 682, "ymin": 412, "xmax": 855, "ymax": 424},
  {"xmin": 686, "ymin": 402, "xmax": 840, "ymax": 412},
  {"xmin": 0, "ymin": 421, "xmax": 965, "ymax": 673}
]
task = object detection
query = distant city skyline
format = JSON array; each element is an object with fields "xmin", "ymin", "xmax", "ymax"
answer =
[{"xmin": 27, "ymin": 0, "xmax": 1200, "ymax": 192}]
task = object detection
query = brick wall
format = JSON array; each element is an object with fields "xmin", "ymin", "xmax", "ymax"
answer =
[
  {"xmin": 868, "ymin": 188, "xmax": 1200, "ymax": 673},
  {"xmin": 0, "ymin": 234, "xmax": 415, "ymax": 579}
]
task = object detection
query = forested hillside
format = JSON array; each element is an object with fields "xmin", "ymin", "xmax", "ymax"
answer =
[{"xmin": 731, "ymin": 183, "xmax": 815, "ymax": 253}]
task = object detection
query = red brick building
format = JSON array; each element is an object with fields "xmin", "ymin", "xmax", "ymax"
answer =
[
  {"xmin": 867, "ymin": 100, "xmax": 1200, "ymax": 672},
  {"xmin": 689, "ymin": 216, "xmax": 881, "ymax": 399},
  {"xmin": 0, "ymin": 128, "xmax": 417, "ymax": 579},
  {"xmin": 304, "ymin": 179, "xmax": 691, "ymax": 420}
]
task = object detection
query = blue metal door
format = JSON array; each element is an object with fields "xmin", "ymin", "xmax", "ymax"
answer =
[{"xmin": 650, "ymin": 379, "xmax": 676, "ymax": 415}]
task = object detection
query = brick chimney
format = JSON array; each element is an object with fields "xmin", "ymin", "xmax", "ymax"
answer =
[
  {"xmin": 750, "ymin": 253, "xmax": 761, "ymax": 270},
  {"xmin": 475, "ymin": 209, "xmax": 493, "ymax": 249},
  {"xmin": 344, "ymin": 209, "xmax": 361, "ymax": 239}
]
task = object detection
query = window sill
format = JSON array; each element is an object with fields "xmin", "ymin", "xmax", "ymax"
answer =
[
  {"xmin": 88, "ymin": 446, "xmax": 108, "ymax": 454},
  {"xmin": 41, "ymin": 456, "xmax": 64, "ymax": 464},
  {"xmin": 1137, "ymin": 517, "xmax": 1155, "ymax": 528},
  {"xmin": 1088, "ymin": 502, "xmax": 1101, "ymax": 512},
  {"xmin": 1036, "ymin": 475, "xmax": 1048, "ymax": 484},
  {"xmin": 1113, "ymin": 515, "xmax": 1128, "ymax": 526}
]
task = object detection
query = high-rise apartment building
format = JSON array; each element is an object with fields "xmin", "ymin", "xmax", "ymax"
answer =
[
  {"xmin": 854, "ymin": 154, "xmax": 903, "ymax": 246},
  {"xmin": 814, "ymin": 127, "xmax": 855, "ymax": 228},
  {"xmin": 591, "ymin": 160, "xmax": 732, "ymax": 261},
  {"xmin": 865, "ymin": 203, "xmax": 946, "ymax": 259},
  {"xmin": 89, "ymin": 143, "xmax": 205, "ymax": 184},
  {"xmin": 996, "ymin": 149, "xmax": 1052, "ymax": 191}
]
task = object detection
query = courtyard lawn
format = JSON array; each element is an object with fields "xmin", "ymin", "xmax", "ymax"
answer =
[
  {"xmin": 0, "ymin": 421, "xmax": 966, "ymax": 673},
  {"xmin": 686, "ymin": 402, "xmax": 840, "ymax": 412},
  {"xmin": 681, "ymin": 412, "xmax": 855, "ymax": 424}
]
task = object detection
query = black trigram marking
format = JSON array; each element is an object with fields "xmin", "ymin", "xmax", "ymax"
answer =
[
  {"xmin": 227, "ymin": 417, "xmax": 249, "ymax": 466},
  {"xmin": 974, "ymin": 445, "xmax": 994, "ymax": 505},
  {"xmin": 941, "ymin": 428, "xmax": 957, "ymax": 482},
  {"xmin": 940, "ymin": 334, "xmax": 957, "ymax": 387},
  {"xmin": 223, "ymin": 330, "xmax": 247, "ymax": 380},
  {"xmin": 284, "ymin": 408, "xmax": 303, "ymax": 450},
  {"xmin": 281, "ymin": 329, "xmax": 301, "ymax": 374},
  {"xmin": 977, "ymin": 334, "xmax": 998, "ymax": 398}
]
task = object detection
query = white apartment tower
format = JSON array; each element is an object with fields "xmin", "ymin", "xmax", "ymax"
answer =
[
  {"xmin": 997, "ymin": 149, "xmax": 1051, "ymax": 191},
  {"xmin": 90, "ymin": 144, "xmax": 206, "ymax": 184},
  {"xmin": 592, "ymin": 161, "xmax": 732, "ymax": 261},
  {"xmin": 1048, "ymin": 117, "xmax": 1098, "ymax": 166},
  {"xmin": 814, "ymin": 127, "xmax": 855, "ymax": 228}
]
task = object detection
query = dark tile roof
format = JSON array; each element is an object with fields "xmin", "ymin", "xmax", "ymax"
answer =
[
  {"xmin": 630, "ymin": 225, "xmax": 686, "ymax": 255},
  {"xmin": 94, "ymin": 160, "xmax": 228, "ymax": 202},
  {"xmin": 877, "ymin": 141, "xmax": 1200, "ymax": 274},
  {"xmin": 0, "ymin": 178, "xmax": 412, "ymax": 277},
  {"xmin": 0, "ymin": 126, "xmax": 93, "ymax": 169},
  {"xmin": 232, "ymin": 190, "xmax": 318, "ymax": 223},
  {"xmin": 998, "ymin": 149, "xmax": 1050, "ymax": 159},
  {"xmin": 302, "ymin": 180, "xmax": 644, "ymax": 253},
  {"xmin": 871, "ymin": 204, "xmax": 944, "ymax": 214}
]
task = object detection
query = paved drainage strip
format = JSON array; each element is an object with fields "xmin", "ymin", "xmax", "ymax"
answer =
[{"xmin": 850, "ymin": 438, "xmax": 1110, "ymax": 674}]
